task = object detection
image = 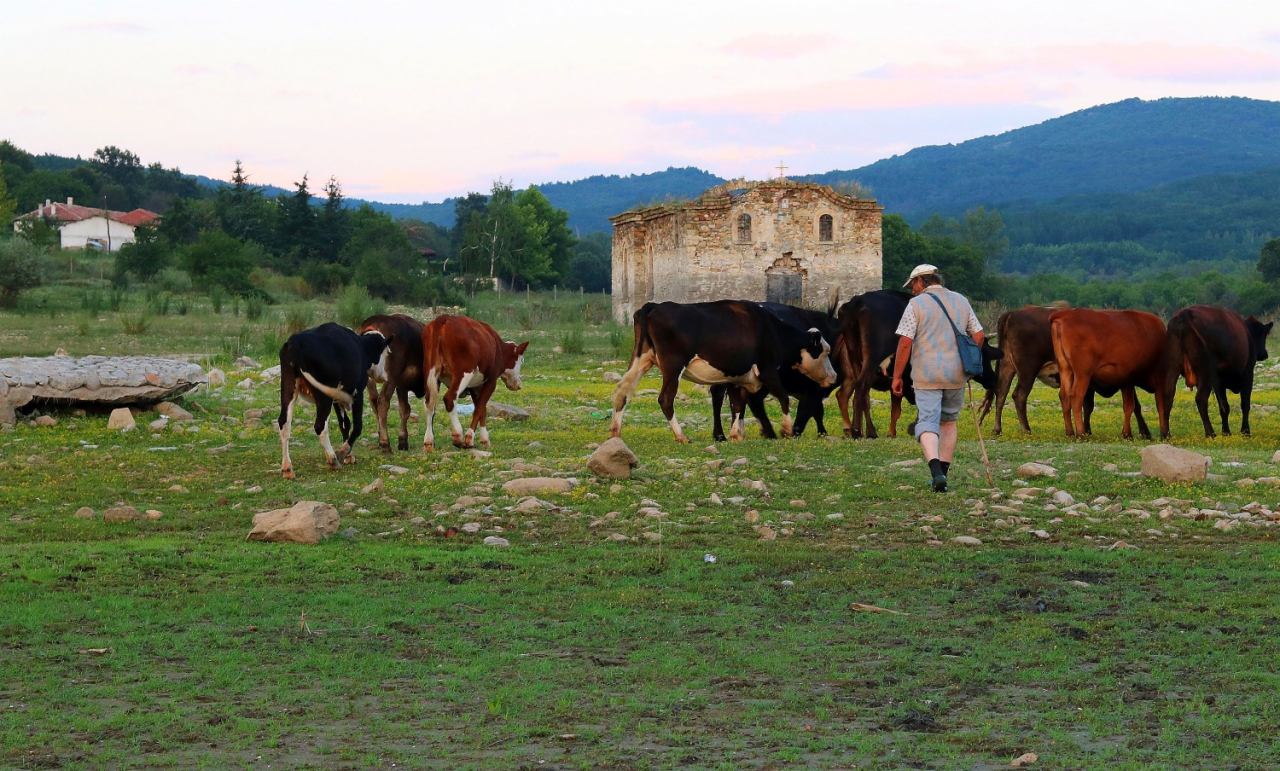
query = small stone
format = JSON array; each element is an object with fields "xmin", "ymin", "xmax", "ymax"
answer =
[
  {"xmin": 789, "ymin": 499, "xmax": 806, "ymax": 507},
  {"xmin": 104, "ymin": 505, "xmax": 143, "ymax": 523},
  {"xmin": 1102, "ymin": 463, "xmax": 1118, "ymax": 472},
  {"xmin": 483, "ymin": 536, "xmax": 511, "ymax": 546},
  {"xmin": 245, "ymin": 485, "xmax": 263, "ymax": 494},
  {"xmin": 503, "ymin": 477, "xmax": 572, "ymax": 496},
  {"xmin": 234, "ymin": 356, "xmax": 263, "ymax": 370},
  {"xmin": 34, "ymin": 415, "xmax": 57, "ymax": 428},
  {"xmin": 145, "ymin": 510, "xmax": 163, "ymax": 520},
  {"xmin": 469, "ymin": 449, "xmax": 493, "ymax": 459},
  {"xmin": 609, "ymin": 484, "xmax": 623, "ymax": 494},
  {"xmin": 1031, "ymin": 529, "xmax": 1050, "ymax": 539},
  {"xmin": 1052, "ymin": 491, "xmax": 1075, "ymax": 506},
  {"xmin": 586, "ymin": 437, "xmax": 639, "ymax": 479},
  {"xmin": 1010, "ymin": 753, "xmax": 1039, "ymax": 767},
  {"xmin": 890, "ymin": 458, "xmax": 923, "ymax": 467},
  {"xmin": 361, "ymin": 478, "xmax": 384, "ymax": 494},
  {"xmin": 731, "ymin": 457, "xmax": 749, "ymax": 467},
  {"xmin": 155, "ymin": 402, "xmax": 194, "ymax": 421},
  {"xmin": 744, "ymin": 510, "xmax": 760, "ymax": 523},
  {"xmin": 1107, "ymin": 540, "xmax": 1138, "ymax": 550},
  {"xmin": 168, "ymin": 484, "xmax": 189, "ymax": 493},
  {"xmin": 826, "ymin": 513, "xmax": 844, "ymax": 520},
  {"xmin": 953, "ymin": 536, "xmax": 983, "ymax": 545},
  {"xmin": 603, "ymin": 372, "xmax": 622, "ymax": 383},
  {"xmin": 382, "ymin": 465, "xmax": 409, "ymax": 475},
  {"xmin": 149, "ymin": 417, "xmax": 169, "ymax": 431},
  {"xmin": 757, "ymin": 526, "xmax": 777, "ymax": 541},
  {"xmin": 1068, "ymin": 580, "xmax": 1090, "ymax": 587},
  {"xmin": 206, "ymin": 368, "xmax": 226, "ymax": 387},
  {"xmin": 705, "ymin": 445, "xmax": 719, "ymax": 454},
  {"xmin": 641, "ymin": 531, "xmax": 662, "ymax": 541},
  {"xmin": 73, "ymin": 506, "xmax": 95, "ymax": 519},
  {"xmin": 461, "ymin": 522, "xmax": 482, "ymax": 533},
  {"xmin": 606, "ymin": 533, "xmax": 629, "ymax": 541}
]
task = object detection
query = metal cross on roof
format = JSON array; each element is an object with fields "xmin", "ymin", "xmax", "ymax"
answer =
[{"xmin": 776, "ymin": 161, "xmax": 788, "ymax": 179}]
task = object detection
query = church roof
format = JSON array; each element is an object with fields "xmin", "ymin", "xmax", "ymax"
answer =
[{"xmin": 610, "ymin": 179, "xmax": 879, "ymax": 224}]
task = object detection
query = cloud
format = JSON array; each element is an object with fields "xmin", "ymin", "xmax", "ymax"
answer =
[
  {"xmin": 175, "ymin": 64, "xmax": 214, "ymax": 77},
  {"xmin": 718, "ymin": 33, "xmax": 839, "ymax": 60},
  {"xmin": 63, "ymin": 21, "xmax": 149, "ymax": 34},
  {"xmin": 879, "ymin": 43, "xmax": 1280, "ymax": 84}
]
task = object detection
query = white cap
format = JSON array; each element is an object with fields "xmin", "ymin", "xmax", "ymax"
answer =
[{"xmin": 903, "ymin": 264, "xmax": 939, "ymax": 287}]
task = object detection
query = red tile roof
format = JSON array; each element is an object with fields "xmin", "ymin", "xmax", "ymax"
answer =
[{"xmin": 15, "ymin": 202, "xmax": 160, "ymax": 226}]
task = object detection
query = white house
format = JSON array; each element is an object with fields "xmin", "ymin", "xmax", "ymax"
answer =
[{"xmin": 12, "ymin": 198, "xmax": 160, "ymax": 251}]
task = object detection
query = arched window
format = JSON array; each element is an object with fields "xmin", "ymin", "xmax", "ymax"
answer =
[
  {"xmin": 736, "ymin": 213, "xmax": 751, "ymax": 243},
  {"xmin": 818, "ymin": 214, "xmax": 833, "ymax": 242}
]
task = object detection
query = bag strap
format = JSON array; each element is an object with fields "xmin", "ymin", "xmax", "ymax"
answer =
[{"xmin": 925, "ymin": 292, "xmax": 965, "ymax": 338}]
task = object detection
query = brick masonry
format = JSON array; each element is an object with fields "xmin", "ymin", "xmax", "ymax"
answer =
[{"xmin": 610, "ymin": 180, "xmax": 883, "ymax": 323}]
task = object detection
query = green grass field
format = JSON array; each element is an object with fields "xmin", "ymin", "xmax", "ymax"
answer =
[{"xmin": 2, "ymin": 290, "xmax": 1279, "ymax": 769}]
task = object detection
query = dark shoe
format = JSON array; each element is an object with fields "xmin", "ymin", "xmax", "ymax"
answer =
[{"xmin": 931, "ymin": 474, "xmax": 948, "ymax": 493}]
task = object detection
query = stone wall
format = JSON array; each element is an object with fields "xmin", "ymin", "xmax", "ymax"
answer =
[{"xmin": 611, "ymin": 182, "xmax": 882, "ymax": 323}]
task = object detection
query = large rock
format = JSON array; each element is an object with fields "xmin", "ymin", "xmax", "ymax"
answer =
[
  {"xmin": 246, "ymin": 501, "xmax": 341, "ymax": 544},
  {"xmin": 1016, "ymin": 462, "xmax": 1058, "ymax": 479},
  {"xmin": 103, "ymin": 505, "xmax": 143, "ymax": 523},
  {"xmin": 0, "ymin": 397, "xmax": 14, "ymax": 428},
  {"xmin": 107, "ymin": 407, "xmax": 136, "ymax": 431},
  {"xmin": 0, "ymin": 356, "xmax": 206, "ymax": 408},
  {"xmin": 587, "ymin": 437, "xmax": 639, "ymax": 479},
  {"xmin": 502, "ymin": 477, "xmax": 572, "ymax": 496},
  {"xmin": 488, "ymin": 402, "xmax": 530, "ymax": 421},
  {"xmin": 155, "ymin": 401, "xmax": 194, "ymax": 421},
  {"xmin": 1140, "ymin": 444, "xmax": 1211, "ymax": 483}
]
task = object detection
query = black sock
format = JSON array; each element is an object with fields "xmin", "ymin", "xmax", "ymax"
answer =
[
  {"xmin": 928, "ymin": 459, "xmax": 944, "ymax": 478},
  {"xmin": 940, "ymin": 461, "xmax": 951, "ymax": 476}
]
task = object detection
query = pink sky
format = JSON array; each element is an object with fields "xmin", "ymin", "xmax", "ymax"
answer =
[{"xmin": 4, "ymin": 0, "xmax": 1279, "ymax": 203}]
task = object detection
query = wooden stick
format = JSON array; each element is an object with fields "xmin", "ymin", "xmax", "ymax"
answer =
[{"xmin": 967, "ymin": 381, "xmax": 994, "ymax": 487}]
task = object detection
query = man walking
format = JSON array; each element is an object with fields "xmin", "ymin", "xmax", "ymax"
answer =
[{"xmin": 890, "ymin": 265, "xmax": 984, "ymax": 492}]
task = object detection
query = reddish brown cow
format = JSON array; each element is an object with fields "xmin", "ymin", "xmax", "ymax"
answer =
[
  {"xmin": 1161, "ymin": 305, "xmax": 1273, "ymax": 438},
  {"xmin": 421, "ymin": 315, "xmax": 529, "ymax": 451},
  {"xmin": 357, "ymin": 313, "xmax": 425, "ymax": 453},
  {"xmin": 1050, "ymin": 308, "xmax": 1168, "ymax": 439}
]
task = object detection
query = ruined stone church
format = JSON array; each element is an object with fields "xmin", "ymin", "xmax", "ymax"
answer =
[{"xmin": 609, "ymin": 179, "xmax": 883, "ymax": 323}]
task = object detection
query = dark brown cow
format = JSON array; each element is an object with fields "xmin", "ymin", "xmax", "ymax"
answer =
[
  {"xmin": 1050, "ymin": 308, "xmax": 1168, "ymax": 439},
  {"xmin": 834, "ymin": 290, "xmax": 916, "ymax": 438},
  {"xmin": 1161, "ymin": 305, "xmax": 1273, "ymax": 438},
  {"xmin": 421, "ymin": 315, "xmax": 529, "ymax": 451},
  {"xmin": 978, "ymin": 304, "xmax": 1142, "ymax": 437},
  {"xmin": 357, "ymin": 313, "xmax": 425, "ymax": 453}
]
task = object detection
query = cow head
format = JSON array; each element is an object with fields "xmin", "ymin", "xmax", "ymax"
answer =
[
  {"xmin": 360, "ymin": 331, "xmax": 394, "ymax": 380},
  {"xmin": 1247, "ymin": 316, "xmax": 1274, "ymax": 361},
  {"xmin": 972, "ymin": 340, "xmax": 1005, "ymax": 392},
  {"xmin": 793, "ymin": 328, "xmax": 837, "ymax": 388},
  {"xmin": 500, "ymin": 341, "xmax": 531, "ymax": 391}
]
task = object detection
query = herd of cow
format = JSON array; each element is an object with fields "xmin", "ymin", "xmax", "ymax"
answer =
[{"xmin": 272, "ymin": 290, "xmax": 1274, "ymax": 478}]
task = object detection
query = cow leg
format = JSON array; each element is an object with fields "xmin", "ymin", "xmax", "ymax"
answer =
[
  {"xmin": 836, "ymin": 375, "xmax": 858, "ymax": 438},
  {"xmin": 859, "ymin": 383, "xmax": 878, "ymax": 439},
  {"xmin": 446, "ymin": 370, "xmax": 477, "ymax": 448},
  {"xmin": 279, "ymin": 391, "xmax": 298, "ymax": 480},
  {"xmin": 610, "ymin": 350, "xmax": 656, "ymax": 438},
  {"xmin": 1083, "ymin": 389, "xmax": 1096, "ymax": 436},
  {"xmin": 422, "ymin": 367, "xmax": 440, "ymax": 452},
  {"xmin": 396, "ymin": 385, "xmax": 412, "ymax": 452},
  {"xmin": 991, "ymin": 361, "xmax": 1016, "ymax": 436},
  {"xmin": 1132, "ymin": 393, "xmax": 1152, "ymax": 440},
  {"xmin": 1065, "ymin": 371, "xmax": 1090, "ymax": 439},
  {"xmin": 470, "ymin": 381, "xmax": 499, "ymax": 447},
  {"xmin": 1194, "ymin": 383, "xmax": 1216, "ymax": 438},
  {"xmin": 811, "ymin": 399, "xmax": 829, "ymax": 437},
  {"xmin": 1241, "ymin": 375, "xmax": 1254, "ymax": 437},
  {"xmin": 367, "ymin": 378, "xmax": 392, "ymax": 454},
  {"xmin": 1214, "ymin": 382, "xmax": 1232, "ymax": 437},
  {"xmin": 1119, "ymin": 386, "xmax": 1138, "ymax": 440},
  {"xmin": 656, "ymin": 359, "xmax": 688, "ymax": 442},
  {"xmin": 888, "ymin": 394, "xmax": 902, "ymax": 438},
  {"xmin": 711, "ymin": 384, "xmax": 728, "ymax": 442},
  {"xmin": 725, "ymin": 388, "xmax": 746, "ymax": 441},
  {"xmin": 745, "ymin": 390, "xmax": 776, "ymax": 439},
  {"xmin": 757, "ymin": 372, "xmax": 791, "ymax": 439},
  {"xmin": 338, "ymin": 389, "xmax": 365, "ymax": 464},
  {"xmin": 313, "ymin": 396, "xmax": 340, "ymax": 470}
]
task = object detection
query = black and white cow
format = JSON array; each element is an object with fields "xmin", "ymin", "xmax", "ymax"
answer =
[
  {"xmin": 277, "ymin": 322, "xmax": 392, "ymax": 479},
  {"xmin": 610, "ymin": 300, "xmax": 838, "ymax": 443},
  {"xmin": 710, "ymin": 301, "xmax": 844, "ymax": 440}
]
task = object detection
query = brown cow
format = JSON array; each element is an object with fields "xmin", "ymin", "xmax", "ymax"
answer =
[
  {"xmin": 1050, "ymin": 308, "xmax": 1168, "ymax": 439},
  {"xmin": 1161, "ymin": 305, "xmax": 1273, "ymax": 438},
  {"xmin": 979, "ymin": 304, "xmax": 1151, "ymax": 438},
  {"xmin": 421, "ymin": 314, "xmax": 529, "ymax": 451},
  {"xmin": 357, "ymin": 313, "xmax": 425, "ymax": 453}
]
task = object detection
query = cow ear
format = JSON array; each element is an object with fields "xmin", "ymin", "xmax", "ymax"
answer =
[
  {"xmin": 516, "ymin": 341, "xmax": 530, "ymax": 356},
  {"xmin": 385, "ymin": 333, "xmax": 394, "ymax": 346},
  {"xmin": 809, "ymin": 329, "xmax": 825, "ymax": 350}
]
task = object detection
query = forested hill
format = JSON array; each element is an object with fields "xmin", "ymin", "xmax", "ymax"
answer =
[
  {"xmin": 805, "ymin": 96, "xmax": 1280, "ymax": 215},
  {"xmin": 366, "ymin": 167, "xmax": 726, "ymax": 233}
]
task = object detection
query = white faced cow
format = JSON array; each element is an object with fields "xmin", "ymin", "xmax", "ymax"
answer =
[
  {"xmin": 421, "ymin": 314, "xmax": 529, "ymax": 451},
  {"xmin": 277, "ymin": 322, "xmax": 391, "ymax": 479},
  {"xmin": 610, "ymin": 300, "xmax": 837, "ymax": 443}
]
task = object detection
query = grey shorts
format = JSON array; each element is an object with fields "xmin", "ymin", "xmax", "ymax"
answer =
[{"xmin": 914, "ymin": 388, "xmax": 964, "ymax": 438}]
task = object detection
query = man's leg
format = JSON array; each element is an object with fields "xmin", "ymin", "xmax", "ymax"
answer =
[
  {"xmin": 913, "ymin": 390, "xmax": 948, "ymax": 492},
  {"xmin": 935, "ymin": 389, "xmax": 964, "ymax": 483}
]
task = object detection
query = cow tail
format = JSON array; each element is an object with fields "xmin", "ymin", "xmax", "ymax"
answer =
[
  {"xmin": 1164, "ymin": 314, "xmax": 1199, "ymax": 389},
  {"xmin": 277, "ymin": 340, "xmax": 296, "ymax": 431},
  {"xmin": 631, "ymin": 305, "xmax": 654, "ymax": 363},
  {"xmin": 826, "ymin": 285, "xmax": 840, "ymax": 318},
  {"xmin": 1050, "ymin": 317, "xmax": 1069, "ymax": 395}
]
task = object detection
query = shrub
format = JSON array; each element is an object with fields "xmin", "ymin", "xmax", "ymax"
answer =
[
  {"xmin": 609, "ymin": 324, "xmax": 633, "ymax": 358},
  {"xmin": 210, "ymin": 285, "xmax": 227, "ymax": 314},
  {"xmin": 559, "ymin": 325, "xmax": 585, "ymax": 355},
  {"xmin": 121, "ymin": 313, "xmax": 152, "ymax": 335},
  {"xmin": 0, "ymin": 238, "xmax": 48, "ymax": 308},
  {"xmin": 245, "ymin": 296, "xmax": 266, "ymax": 320},
  {"xmin": 283, "ymin": 305, "xmax": 314, "ymax": 335},
  {"xmin": 337, "ymin": 284, "xmax": 385, "ymax": 328}
]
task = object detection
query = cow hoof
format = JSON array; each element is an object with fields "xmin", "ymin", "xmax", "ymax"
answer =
[
  {"xmin": 282, "ymin": 468, "xmax": 295, "ymax": 480},
  {"xmin": 397, "ymin": 438, "xmax": 410, "ymax": 451},
  {"xmin": 451, "ymin": 436, "xmax": 466, "ymax": 449},
  {"xmin": 328, "ymin": 460, "xmax": 341, "ymax": 471},
  {"xmin": 343, "ymin": 454, "xmax": 357, "ymax": 465},
  {"xmin": 379, "ymin": 444, "xmax": 393, "ymax": 455},
  {"xmin": 674, "ymin": 435, "xmax": 691, "ymax": 444},
  {"xmin": 479, "ymin": 438, "xmax": 491, "ymax": 448},
  {"xmin": 423, "ymin": 443, "xmax": 435, "ymax": 453}
]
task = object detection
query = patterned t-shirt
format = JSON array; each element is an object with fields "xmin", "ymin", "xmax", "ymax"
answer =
[{"xmin": 894, "ymin": 286, "xmax": 983, "ymax": 389}]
